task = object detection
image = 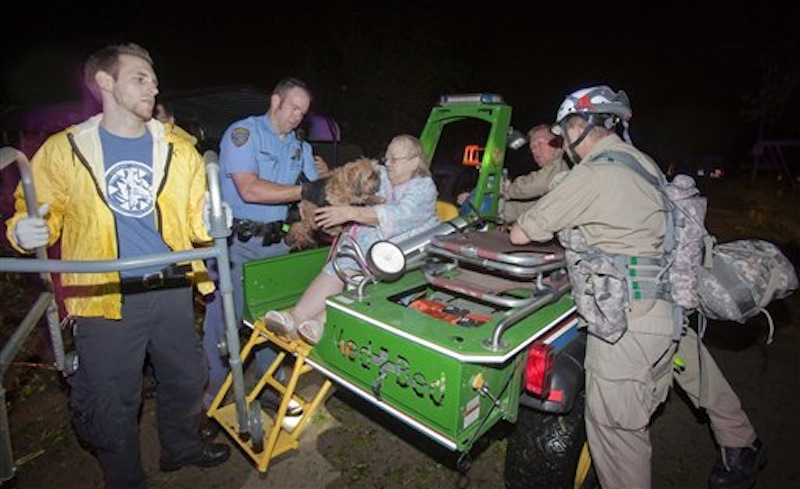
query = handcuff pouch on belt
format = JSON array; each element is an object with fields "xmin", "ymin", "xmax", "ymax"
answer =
[{"xmin": 232, "ymin": 218, "xmax": 287, "ymax": 246}]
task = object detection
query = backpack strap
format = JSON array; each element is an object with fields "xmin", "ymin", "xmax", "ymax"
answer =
[
  {"xmin": 590, "ymin": 150, "xmax": 667, "ymax": 187},
  {"xmin": 587, "ymin": 150, "xmax": 676, "ymax": 254},
  {"xmin": 588, "ymin": 150, "xmax": 684, "ymax": 341}
]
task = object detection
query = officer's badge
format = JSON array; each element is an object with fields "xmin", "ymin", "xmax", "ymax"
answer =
[{"xmin": 231, "ymin": 127, "xmax": 250, "ymax": 147}]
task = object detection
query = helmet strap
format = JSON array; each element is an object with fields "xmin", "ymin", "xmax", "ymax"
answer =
[
  {"xmin": 565, "ymin": 119, "xmax": 594, "ymax": 163},
  {"xmin": 621, "ymin": 120, "xmax": 632, "ymax": 144}
]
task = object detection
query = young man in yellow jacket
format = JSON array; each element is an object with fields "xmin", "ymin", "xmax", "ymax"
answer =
[{"xmin": 6, "ymin": 42, "xmax": 229, "ymax": 488}]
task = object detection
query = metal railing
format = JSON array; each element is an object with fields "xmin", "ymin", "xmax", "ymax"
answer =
[{"xmin": 0, "ymin": 147, "xmax": 252, "ymax": 483}]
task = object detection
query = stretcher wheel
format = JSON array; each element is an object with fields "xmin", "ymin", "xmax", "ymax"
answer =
[{"xmin": 248, "ymin": 400, "xmax": 264, "ymax": 453}]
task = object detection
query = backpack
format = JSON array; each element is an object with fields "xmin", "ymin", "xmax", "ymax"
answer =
[
  {"xmin": 560, "ymin": 152, "xmax": 701, "ymax": 343},
  {"xmin": 556, "ymin": 226, "xmax": 632, "ymax": 344},
  {"xmin": 596, "ymin": 151, "xmax": 709, "ymax": 311},
  {"xmin": 597, "ymin": 151, "xmax": 799, "ymax": 343},
  {"xmin": 695, "ymin": 239, "xmax": 798, "ymax": 343}
]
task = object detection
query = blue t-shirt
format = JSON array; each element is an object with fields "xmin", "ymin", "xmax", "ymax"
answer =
[
  {"xmin": 219, "ymin": 115, "xmax": 320, "ymax": 223},
  {"xmin": 100, "ymin": 125, "xmax": 169, "ymax": 277}
]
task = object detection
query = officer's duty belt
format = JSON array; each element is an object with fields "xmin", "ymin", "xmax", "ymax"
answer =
[{"xmin": 232, "ymin": 218, "xmax": 287, "ymax": 246}]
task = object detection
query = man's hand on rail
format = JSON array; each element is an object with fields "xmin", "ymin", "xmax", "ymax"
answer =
[
  {"xmin": 13, "ymin": 203, "xmax": 50, "ymax": 251},
  {"xmin": 202, "ymin": 191, "xmax": 233, "ymax": 232}
]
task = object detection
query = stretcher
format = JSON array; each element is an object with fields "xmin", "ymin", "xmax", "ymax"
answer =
[{"xmin": 213, "ymin": 219, "xmax": 575, "ymax": 473}]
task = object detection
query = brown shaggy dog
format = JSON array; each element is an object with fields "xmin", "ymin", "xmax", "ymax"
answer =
[{"xmin": 285, "ymin": 157, "xmax": 384, "ymax": 250}]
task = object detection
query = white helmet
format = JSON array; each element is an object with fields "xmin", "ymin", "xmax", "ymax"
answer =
[{"xmin": 554, "ymin": 85, "xmax": 632, "ymax": 126}]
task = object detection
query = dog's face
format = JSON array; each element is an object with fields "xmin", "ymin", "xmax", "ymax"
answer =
[
  {"xmin": 344, "ymin": 157, "xmax": 381, "ymax": 198},
  {"xmin": 325, "ymin": 157, "xmax": 382, "ymax": 205},
  {"xmin": 287, "ymin": 157, "xmax": 384, "ymax": 251}
]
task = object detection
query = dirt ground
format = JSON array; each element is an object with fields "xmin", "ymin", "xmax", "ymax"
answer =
[{"xmin": 2, "ymin": 176, "xmax": 800, "ymax": 489}]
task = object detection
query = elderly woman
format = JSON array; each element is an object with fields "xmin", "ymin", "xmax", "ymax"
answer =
[{"xmin": 265, "ymin": 134, "xmax": 441, "ymax": 343}]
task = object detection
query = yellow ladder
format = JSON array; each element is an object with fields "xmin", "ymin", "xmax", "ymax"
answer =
[{"xmin": 206, "ymin": 319, "xmax": 332, "ymax": 473}]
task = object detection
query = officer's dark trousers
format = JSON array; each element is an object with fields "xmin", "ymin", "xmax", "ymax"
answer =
[
  {"xmin": 202, "ymin": 236, "xmax": 290, "ymax": 408},
  {"xmin": 68, "ymin": 287, "xmax": 206, "ymax": 489}
]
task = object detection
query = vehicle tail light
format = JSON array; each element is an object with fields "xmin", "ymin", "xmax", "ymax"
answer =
[{"xmin": 524, "ymin": 343, "xmax": 553, "ymax": 398}]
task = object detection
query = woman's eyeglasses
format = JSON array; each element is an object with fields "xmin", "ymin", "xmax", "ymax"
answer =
[{"xmin": 381, "ymin": 154, "xmax": 415, "ymax": 165}]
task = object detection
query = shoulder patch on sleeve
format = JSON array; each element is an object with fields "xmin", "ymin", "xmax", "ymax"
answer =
[{"xmin": 230, "ymin": 127, "xmax": 250, "ymax": 147}]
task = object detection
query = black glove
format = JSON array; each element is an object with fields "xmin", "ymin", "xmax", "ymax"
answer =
[
  {"xmin": 286, "ymin": 203, "xmax": 302, "ymax": 223},
  {"xmin": 301, "ymin": 179, "xmax": 328, "ymax": 206}
]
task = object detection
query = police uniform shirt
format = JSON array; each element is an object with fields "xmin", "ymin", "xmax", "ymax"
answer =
[{"xmin": 219, "ymin": 115, "xmax": 319, "ymax": 223}]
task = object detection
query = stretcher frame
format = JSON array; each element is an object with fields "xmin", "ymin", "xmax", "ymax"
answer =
[{"xmin": 216, "ymin": 222, "xmax": 573, "ymax": 472}]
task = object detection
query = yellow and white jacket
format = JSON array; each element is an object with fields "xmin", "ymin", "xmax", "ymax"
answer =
[{"xmin": 5, "ymin": 115, "xmax": 214, "ymax": 319}]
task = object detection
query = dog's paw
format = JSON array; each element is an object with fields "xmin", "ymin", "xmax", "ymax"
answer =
[{"xmin": 285, "ymin": 222, "xmax": 317, "ymax": 250}]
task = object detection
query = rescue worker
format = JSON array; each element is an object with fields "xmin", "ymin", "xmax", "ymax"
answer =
[
  {"xmin": 509, "ymin": 85, "xmax": 766, "ymax": 489},
  {"xmin": 500, "ymin": 123, "xmax": 570, "ymax": 223},
  {"xmin": 456, "ymin": 124, "xmax": 570, "ymax": 221}
]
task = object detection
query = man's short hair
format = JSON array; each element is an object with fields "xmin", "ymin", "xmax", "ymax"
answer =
[
  {"xmin": 272, "ymin": 77, "xmax": 310, "ymax": 99},
  {"xmin": 155, "ymin": 100, "xmax": 175, "ymax": 120},
  {"xmin": 527, "ymin": 124, "xmax": 551, "ymax": 139},
  {"xmin": 84, "ymin": 43, "xmax": 153, "ymax": 102}
]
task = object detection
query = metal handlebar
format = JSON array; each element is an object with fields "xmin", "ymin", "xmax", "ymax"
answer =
[
  {"xmin": 331, "ymin": 233, "xmax": 376, "ymax": 300},
  {"xmin": 0, "ymin": 147, "xmax": 64, "ymax": 375},
  {"xmin": 0, "ymin": 147, "xmax": 252, "ymax": 481}
]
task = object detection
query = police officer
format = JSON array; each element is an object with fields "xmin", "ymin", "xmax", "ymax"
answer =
[
  {"xmin": 509, "ymin": 86, "xmax": 765, "ymax": 489},
  {"xmin": 202, "ymin": 77, "xmax": 328, "ymax": 432}
]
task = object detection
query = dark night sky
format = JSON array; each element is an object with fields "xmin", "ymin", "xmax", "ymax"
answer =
[{"xmin": 1, "ymin": 2, "xmax": 798, "ymax": 165}]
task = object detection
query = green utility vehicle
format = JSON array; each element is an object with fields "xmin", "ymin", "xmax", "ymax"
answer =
[{"xmin": 240, "ymin": 94, "xmax": 595, "ymax": 488}]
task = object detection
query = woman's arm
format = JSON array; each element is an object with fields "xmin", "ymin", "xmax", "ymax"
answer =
[
  {"xmin": 314, "ymin": 205, "xmax": 378, "ymax": 229},
  {"xmin": 374, "ymin": 177, "xmax": 438, "ymax": 239},
  {"xmin": 315, "ymin": 176, "xmax": 438, "ymax": 237}
]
